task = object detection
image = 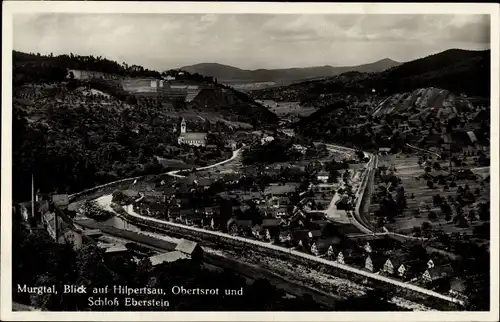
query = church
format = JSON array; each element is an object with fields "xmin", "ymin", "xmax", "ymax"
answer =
[{"xmin": 177, "ymin": 118, "xmax": 207, "ymax": 147}]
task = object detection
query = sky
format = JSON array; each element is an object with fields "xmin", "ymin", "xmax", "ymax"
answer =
[{"xmin": 13, "ymin": 13, "xmax": 491, "ymax": 71}]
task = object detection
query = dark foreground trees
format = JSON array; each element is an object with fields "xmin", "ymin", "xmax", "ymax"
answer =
[{"xmin": 13, "ymin": 220, "xmax": 328, "ymax": 311}]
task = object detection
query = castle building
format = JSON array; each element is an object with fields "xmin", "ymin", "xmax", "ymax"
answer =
[{"xmin": 177, "ymin": 118, "xmax": 207, "ymax": 147}]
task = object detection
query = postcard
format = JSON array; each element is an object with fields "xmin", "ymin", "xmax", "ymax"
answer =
[{"xmin": 1, "ymin": 1, "xmax": 498, "ymax": 321}]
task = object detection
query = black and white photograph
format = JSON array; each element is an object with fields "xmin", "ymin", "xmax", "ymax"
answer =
[{"xmin": 1, "ymin": 1, "xmax": 498, "ymax": 320}]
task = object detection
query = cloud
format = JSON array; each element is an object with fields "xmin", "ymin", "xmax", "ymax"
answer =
[{"xmin": 12, "ymin": 13, "xmax": 491, "ymax": 70}]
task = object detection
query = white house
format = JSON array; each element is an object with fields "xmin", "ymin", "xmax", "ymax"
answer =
[
  {"xmin": 317, "ymin": 171, "xmax": 330, "ymax": 183},
  {"xmin": 336, "ymin": 251, "xmax": 345, "ymax": 264},
  {"xmin": 261, "ymin": 135, "xmax": 275, "ymax": 145}
]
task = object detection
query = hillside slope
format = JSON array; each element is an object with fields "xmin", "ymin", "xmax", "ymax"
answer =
[
  {"xmin": 180, "ymin": 58, "xmax": 401, "ymax": 84},
  {"xmin": 13, "ymin": 51, "xmax": 278, "ymax": 127},
  {"xmin": 294, "ymin": 85, "xmax": 489, "ymax": 153},
  {"xmin": 289, "ymin": 51, "xmax": 490, "ymax": 151},
  {"xmin": 11, "ymin": 51, "xmax": 277, "ymax": 200}
]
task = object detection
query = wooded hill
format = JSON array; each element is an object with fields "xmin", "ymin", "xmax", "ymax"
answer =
[{"xmin": 251, "ymin": 49, "xmax": 490, "ymax": 104}]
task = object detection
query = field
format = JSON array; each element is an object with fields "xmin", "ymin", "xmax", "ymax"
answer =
[
  {"xmin": 371, "ymin": 153, "xmax": 490, "ymax": 235},
  {"xmin": 154, "ymin": 110, "xmax": 253, "ymax": 130},
  {"xmin": 121, "ymin": 78, "xmax": 156, "ymax": 93},
  {"xmin": 371, "ymin": 88, "xmax": 471, "ymax": 118},
  {"xmin": 228, "ymin": 82, "xmax": 278, "ymax": 91},
  {"xmin": 256, "ymin": 100, "xmax": 318, "ymax": 117}
]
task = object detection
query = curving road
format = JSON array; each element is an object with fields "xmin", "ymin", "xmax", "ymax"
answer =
[
  {"xmin": 166, "ymin": 146, "xmax": 245, "ymax": 179},
  {"xmin": 69, "ymin": 140, "xmax": 463, "ymax": 308}
]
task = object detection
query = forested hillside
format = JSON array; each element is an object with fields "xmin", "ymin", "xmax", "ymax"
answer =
[
  {"xmin": 12, "ymin": 51, "xmax": 277, "ymax": 201},
  {"xmin": 251, "ymin": 49, "xmax": 490, "ymax": 105}
]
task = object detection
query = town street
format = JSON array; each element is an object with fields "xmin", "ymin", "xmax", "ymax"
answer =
[{"xmin": 166, "ymin": 146, "xmax": 245, "ymax": 179}]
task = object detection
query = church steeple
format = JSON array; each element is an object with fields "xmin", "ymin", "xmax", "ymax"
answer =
[{"xmin": 180, "ymin": 118, "xmax": 186, "ymax": 134}]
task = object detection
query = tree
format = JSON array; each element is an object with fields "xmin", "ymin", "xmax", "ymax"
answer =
[
  {"xmin": 432, "ymin": 194, "xmax": 443, "ymax": 206},
  {"xmin": 396, "ymin": 188, "xmax": 407, "ymax": 211},
  {"xmin": 478, "ymin": 202, "xmax": 490, "ymax": 221},
  {"xmin": 473, "ymin": 222, "xmax": 490, "ymax": 240},
  {"xmin": 468, "ymin": 210, "xmax": 477, "ymax": 222},
  {"xmin": 421, "ymin": 221, "xmax": 432, "ymax": 234},
  {"xmin": 76, "ymin": 244, "xmax": 113, "ymax": 288},
  {"xmin": 408, "ymin": 244, "xmax": 428, "ymax": 261},
  {"xmin": 328, "ymin": 169, "xmax": 340, "ymax": 183},
  {"xmin": 426, "ymin": 180, "xmax": 434, "ymax": 189},
  {"xmin": 30, "ymin": 274, "xmax": 62, "ymax": 310},
  {"xmin": 412, "ymin": 226, "xmax": 422, "ymax": 236}
]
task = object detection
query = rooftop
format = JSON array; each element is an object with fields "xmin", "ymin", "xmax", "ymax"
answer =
[
  {"xmin": 149, "ymin": 251, "xmax": 187, "ymax": 266},
  {"xmin": 179, "ymin": 132, "xmax": 207, "ymax": 140},
  {"xmin": 264, "ymin": 184, "xmax": 297, "ymax": 195},
  {"xmin": 175, "ymin": 239, "xmax": 200, "ymax": 255}
]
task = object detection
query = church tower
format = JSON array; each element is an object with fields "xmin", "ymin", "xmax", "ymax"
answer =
[{"xmin": 180, "ymin": 118, "xmax": 186, "ymax": 134}]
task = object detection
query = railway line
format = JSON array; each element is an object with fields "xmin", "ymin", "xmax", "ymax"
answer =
[
  {"xmin": 65, "ymin": 140, "xmax": 465, "ymax": 309},
  {"xmin": 79, "ymin": 218, "xmax": 337, "ymax": 309}
]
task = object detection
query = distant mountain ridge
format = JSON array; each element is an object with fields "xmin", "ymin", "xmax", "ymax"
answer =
[
  {"xmin": 179, "ymin": 58, "xmax": 401, "ymax": 84},
  {"xmin": 250, "ymin": 48, "xmax": 490, "ymax": 103}
]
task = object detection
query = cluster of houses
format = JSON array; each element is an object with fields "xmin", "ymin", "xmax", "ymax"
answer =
[
  {"xmin": 121, "ymin": 168, "xmax": 470, "ymax": 300},
  {"xmin": 14, "ymin": 186, "xmax": 204, "ymax": 265},
  {"xmin": 306, "ymin": 233, "xmax": 468, "ymax": 300},
  {"xmin": 15, "ymin": 191, "xmax": 93, "ymax": 250}
]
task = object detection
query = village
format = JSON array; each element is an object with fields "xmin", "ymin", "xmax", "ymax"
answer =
[{"xmin": 13, "ymin": 94, "xmax": 491, "ymax": 306}]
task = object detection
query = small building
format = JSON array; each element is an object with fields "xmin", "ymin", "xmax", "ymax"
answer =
[
  {"xmin": 264, "ymin": 184, "xmax": 298, "ymax": 196},
  {"xmin": 52, "ymin": 194, "xmax": 70, "ymax": 209},
  {"xmin": 267, "ymin": 207, "xmax": 288, "ymax": 218},
  {"xmin": 355, "ymin": 235, "xmax": 400, "ymax": 254},
  {"xmin": 225, "ymin": 140, "xmax": 238, "ymax": 151},
  {"xmin": 379, "ymin": 147, "xmax": 391, "ymax": 155},
  {"xmin": 382, "ymin": 254, "xmax": 407, "ymax": 276},
  {"xmin": 316, "ymin": 171, "xmax": 330, "ymax": 183},
  {"xmin": 175, "ymin": 239, "xmax": 203, "ymax": 261},
  {"xmin": 261, "ymin": 135, "xmax": 275, "ymax": 145},
  {"xmin": 252, "ymin": 225, "xmax": 266, "ymax": 240},
  {"xmin": 149, "ymin": 251, "xmax": 188, "ymax": 266},
  {"xmin": 104, "ymin": 244, "xmax": 129, "ymax": 256},
  {"xmin": 400, "ymin": 260, "xmax": 427, "ymax": 281},
  {"xmin": 280, "ymin": 129, "xmax": 295, "ymax": 137},
  {"xmin": 310, "ymin": 237, "xmax": 342, "ymax": 257},
  {"xmin": 279, "ymin": 230, "xmax": 292, "ymax": 244},
  {"xmin": 291, "ymin": 229, "xmax": 312, "ymax": 249},
  {"xmin": 398, "ymin": 123, "xmax": 410, "ymax": 132},
  {"xmin": 82, "ymin": 229, "xmax": 103, "ymax": 239},
  {"xmin": 122, "ymin": 189, "xmax": 140, "ymax": 199},
  {"xmin": 426, "ymin": 170, "xmax": 450, "ymax": 181},
  {"xmin": 454, "ymin": 169, "xmax": 476, "ymax": 180},
  {"xmin": 337, "ymin": 249, "xmax": 364, "ymax": 267},
  {"xmin": 42, "ymin": 210, "xmax": 85, "ymax": 250},
  {"xmin": 262, "ymin": 218, "xmax": 280, "ymax": 228},
  {"xmin": 227, "ymin": 218, "xmax": 253, "ymax": 236},
  {"xmin": 427, "ymin": 256, "xmax": 449, "ymax": 269},
  {"xmin": 312, "ymin": 184, "xmax": 336, "ymax": 193},
  {"xmin": 365, "ymin": 254, "xmax": 387, "ymax": 273},
  {"xmin": 422, "ymin": 264, "xmax": 454, "ymax": 283},
  {"xmin": 449, "ymin": 278, "xmax": 468, "ymax": 300},
  {"xmin": 223, "ymin": 172, "xmax": 242, "ymax": 183},
  {"xmin": 308, "ymin": 230, "xmax": 322, "ymax": 240}
]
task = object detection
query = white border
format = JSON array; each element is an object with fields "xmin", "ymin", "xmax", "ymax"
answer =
[{"xmin": 2, "ymin": 2, "xmax": 499, "ymax": 321}]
